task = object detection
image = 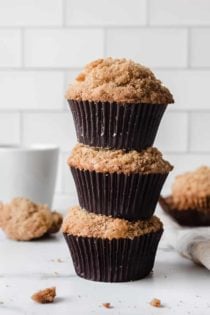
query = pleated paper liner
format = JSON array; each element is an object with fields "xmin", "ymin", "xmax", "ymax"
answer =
[
  {"xmin": 68, "ymin": 100, "xmax": 167, "ymax": 151},
  {"xmin": 63, "ymin": 229, "xmax": 163, "ymax": 282},
  {"xmin": 159, "ymin": 196, "xmax": 210, "ymax": 227},
  {"xmin": 71, "ymin": 167, "xmax": 168, "ymax": 220}
]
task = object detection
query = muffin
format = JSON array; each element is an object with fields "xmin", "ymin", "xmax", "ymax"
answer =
[
  {"xmin": 159, "ymin": 166, "xmax": 210, "ymax": 226},
  {"xmin": 68, "ymin": 144, "xmax": 173, "ymax": 220},
  {"xmin": 63, "ymin": 206, "xmax": 163, "ymax": 282},
  {"xmin": 65, "ymin": 58, "xmax": 174, "ymax": 151},
  {"xmin": 0, "ymin": 197, "xmax": 62, "ymax": 241}
]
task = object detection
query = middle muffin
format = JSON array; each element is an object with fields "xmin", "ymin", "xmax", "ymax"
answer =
[{"xmin": 68, "ymin": 144, "xmax": 173, "ymax": 220}]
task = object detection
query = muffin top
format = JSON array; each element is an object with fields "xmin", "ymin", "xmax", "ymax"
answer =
[
  {"xmin": 0, "ymin": 197, "xmax": 63, "ymax": 241},
  {"xmin": 172, "ymin": 166, "xmax": 210, "ymax": 209},
  {"xmin": 68, "ymin": 144, "xmax": 173, "ymax": 174},
  {"xmin": 62, "ymin": 206, "xmax": 163, "ymax": 240},
  {"xmin": 65, "ymin": 58, "xmax": 174, "ymax": 104}
]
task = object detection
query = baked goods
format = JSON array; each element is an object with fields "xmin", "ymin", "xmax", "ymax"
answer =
[
  {"xmin": 63, "ymin": 207, "xmax": 163, "ymax": 282},
  {"xmin": 159, "ymin": 166, "xmax": 210, "ymax": 226},
  {"xmin": 68, "ymin": 144, "xmax": 173, "ymax": 220},
  {"xmin": 31, "ymin": 287, "xmax": 56, "ymax": 304},
  {"xmin": 64, "ymin": 57, "xmax": 174, "ymax": 282},
  {"xmin": 66, "ymin": 58, "xmax": 174, "ymax": 151},
  {"xmin": 0, "ymin": 197, "xmax": 62, "ymax": 241}
]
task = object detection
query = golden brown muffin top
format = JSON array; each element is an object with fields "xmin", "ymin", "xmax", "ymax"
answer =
[
  {"xmin": 68, "ymin": 144, "xmax": 173, "ymax": 174},
  {"xmin": 62, "ymin": 206, "xmax": 163, "ymax": 240},
  {"xmin": 0, "ymin": 197, "xmax": 63, "ymax": 241},
  {"xmin": 65, "ymin": 58, "xmax": 174, "ymax": 104},
  {"xmin": 172, "ymin": 166, "xmax": 210, "ymax": 209}
]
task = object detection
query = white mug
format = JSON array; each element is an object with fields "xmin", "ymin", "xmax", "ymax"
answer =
[{"xmin": 0, "ymin": 144, "xmax": 59, "ymax": 207}]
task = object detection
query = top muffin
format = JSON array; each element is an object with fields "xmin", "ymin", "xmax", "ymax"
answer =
[
  {"xmin": 65, "ymin": 58, "xmax": 174, "ymax": 104},
  {"xmin": 172, "ymin": 166, "xmax": 210, "ymax": 209}
]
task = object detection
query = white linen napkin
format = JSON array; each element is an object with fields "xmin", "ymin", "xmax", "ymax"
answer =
[{"xmin": 159, "ymin": 207, "xmax": 210, "ymax": 270}]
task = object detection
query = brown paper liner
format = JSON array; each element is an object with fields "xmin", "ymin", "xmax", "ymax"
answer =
[
  {"xmin": 68, "ymin": 100, "xmax": 167, "ymax": 151},
  {"xmin": 63, "ymin": 229, "xmax": 163, "ymax": 282},
  {"xmin": 70, "ymin": 167, "xmax": 168, "ymax": 220},
  {"xmin": 159, "ymin": 196, "xmax": 210, "ymax": 227}
]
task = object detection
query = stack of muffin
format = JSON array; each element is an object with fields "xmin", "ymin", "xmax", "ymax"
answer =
[{"xmin": 63, "ymin": 58, "xmax": 174, "ymax": 282}]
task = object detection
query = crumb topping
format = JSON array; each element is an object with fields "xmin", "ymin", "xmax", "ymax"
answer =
[
  {"xmin": 150, "ymin": 298, "xmax": 161, "ymax": 308},
  {"xmin": 0, "ymin": 197, "xmax": 63, "ymax": 241},
  {"xmin": 62, "ymin": 206, "xmax": 163, "ymax": 240},
  {"xmin": 68, "ymin": 144, "xmax": 173, "ymax": 174},
  {"xmin": 65, "ymin": 58, "xmax": 174, "ymax": 104},
  {"xmin": 172, "ymin": 166, "xmax": 210, "ymax": 209},
  {"xmin": 31, "ymin": 287, "xmax": 56, "ymax": 304}
]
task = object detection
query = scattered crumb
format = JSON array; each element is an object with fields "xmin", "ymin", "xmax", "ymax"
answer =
[
  {"xmin": 54, "ymin": 272, "xmax": 59, "ymax": 275},
  {"xmin": 31, "ymin": 287, "xmax": 56, "ymax": 304},
  {"xmin": 102, "ymin": 303, "xmax": 113, "ymax": 309},
  {"xmin": 50, "ymin": 258, "xmax": 64, "ymax": 263},
  {"xmin": 0, "ymin": 301, "xmax": 4, "ymax": 304},
  {"xmin": 150, "ymin": 298, "xmax": 162, "ymax": 308}
]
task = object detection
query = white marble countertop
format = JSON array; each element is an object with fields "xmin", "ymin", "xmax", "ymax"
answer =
[{"xmin": 0, "ymin": 208, "xmax": 209, "ymax": 315}]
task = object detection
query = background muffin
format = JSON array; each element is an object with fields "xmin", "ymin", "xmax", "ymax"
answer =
[
  {"xmin": 66, "ymin": 58, "xmax": 174, "ymax": 151},
  {"xmin": 159, "ymin": 166, "xmax": 210, "ymax": 226},
  {"xmin": 63, "ymin": 206, "xmax": 163, "ymax": 282},
  {"xmin": 68, "ymin": 144, "xmax": 173, "ymax": 220},
  {"xmin": 0, "ymin": 197, "xmax": 62, "ymax": 241}
]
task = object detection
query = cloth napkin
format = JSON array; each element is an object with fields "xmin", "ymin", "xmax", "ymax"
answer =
[{"xmin": 159, "ymin": 208, "xmax": 210, "ymax": 270}]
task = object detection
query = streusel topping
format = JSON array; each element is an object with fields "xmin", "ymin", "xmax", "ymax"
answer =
[
  {"xmin": 66, "ymin": 58, "xmax": 174, "ymax": 104},
  {"xmin": 62, "ymin": 206, "xmax": 163, "ymax": 240},
  {"xmin": 68, "ymin": 144, "xmax": 173, "ymax": 174},
  {"xmin": 172, "ymin": 166, "xmax": 210, "ymax": 209}
]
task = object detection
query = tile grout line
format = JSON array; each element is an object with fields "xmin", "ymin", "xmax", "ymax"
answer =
[
  {"xmin": 0, "ymin": 25, "xmax": 210, "ymax": 30},
  {"xmin": 2, "ymin": 67, "xmax": 210, "ymax": 71},
  {"xmin": 187, "ymin": 27, "xmax": 191, "ymax": 69},
  {"xmin": 186, "ymin": 111, "xmax": 191, "ymax": 152},
  {"xmin": 62, "ymin": 0, "xmax": 66, "ymax": 27},
  {"xmin": 103, "ymin": 28, "xmax": 107, "ymax": 57},
  {"xmin": 187, "ymin": 112, "xmax": 192, "ymax": 153},
  {"xmin": 146, "ymin": 0, "xmax": 151, "ymax": 26},
  {"xmin": 20, "ymin": 28, "xmax": 25, "ymax": 68}
]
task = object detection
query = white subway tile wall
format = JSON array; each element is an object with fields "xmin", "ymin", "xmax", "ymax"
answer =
[{"xmin": 0, "ymin": 0, "xmax": 209, "ymax": 207}]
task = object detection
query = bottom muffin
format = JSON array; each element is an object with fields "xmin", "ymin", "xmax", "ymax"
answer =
[{"xmin": 62, "ymin": 207, "xmax": 163, "ymax": 282}]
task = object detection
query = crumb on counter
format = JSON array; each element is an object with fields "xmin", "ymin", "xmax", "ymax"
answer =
[
  {"xmin": 31, "ymin": 287, "xmax": 56, "ymax": 304},
  {"xmin": 102, "ymin": 303, "xmax": 113, "ymax": 309},
  {"xmin": 150, "ymin": 298, "xmax": 162, "ymax": 308}
]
